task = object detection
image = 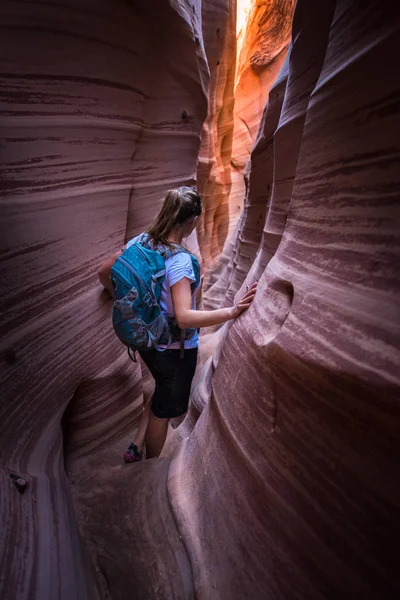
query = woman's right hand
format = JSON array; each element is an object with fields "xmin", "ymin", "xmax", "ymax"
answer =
[
  {"xmin": 231, "ymin": 282, "xmax": 258, "ymax": 318},
  {"xmin": 172, "ymin": 279, "xmax": 258, "ymax": 329}
]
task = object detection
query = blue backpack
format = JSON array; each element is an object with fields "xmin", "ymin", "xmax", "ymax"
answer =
[{"xmin": 111, "ymin": 233, "xmax": 200, "ymax": 360}]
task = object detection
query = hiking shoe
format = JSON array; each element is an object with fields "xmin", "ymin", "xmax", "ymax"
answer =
[{"xmin": 124, "ymin": 443, "xmax": 142, "ymax": 463}]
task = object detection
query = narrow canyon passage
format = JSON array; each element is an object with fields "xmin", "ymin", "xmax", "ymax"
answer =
[{"xmin": 1, "ymin": 1, "xmax": 400, "ymax": 600}]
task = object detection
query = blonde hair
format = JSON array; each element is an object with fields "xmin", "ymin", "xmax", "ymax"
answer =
[{"xmin": 147, "ymin": 186, "xmax": 202, "ymax": 246}]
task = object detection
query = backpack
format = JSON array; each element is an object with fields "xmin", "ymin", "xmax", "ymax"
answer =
[{"xmin": 110, "ymin": 233, "xmax": 200, "ymax": 360}]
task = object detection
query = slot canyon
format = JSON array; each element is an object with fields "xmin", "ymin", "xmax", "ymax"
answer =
[{"xmin": 1, "ymin": 0, "xmax": 399, "ymax": 598}]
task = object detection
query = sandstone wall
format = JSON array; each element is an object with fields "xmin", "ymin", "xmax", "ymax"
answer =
[
  {"xmin": 203, "ymin": 0, "xmax": 337, "ymax": 308},
  {"xmin": 179, "ymin": 1, "xmax": 400, "ymax": 598},
  {"xmin": 196, "ymin": 0, "xmax": 237, "ymax": 265},
  {"xmin": 197, "ymin": 0, "xmax": 295, "ymax": 268},
  {"xmin": 228, "ymin": 0, "xmax": 295, "ymax": 246},
  {"xmin": 203, "ymin": 51, "xmax": 290, "ymax": 311},
  {"xmin": 69, "ymin": 1, "xmax": 400, "ymax": 599},
  {"xmin": 0, "ymin": 1, "xmax": 208, "ymax": 598},
  {"xmin": 1, "ymin": 0, "xmax": 400, "ymax": 599}
]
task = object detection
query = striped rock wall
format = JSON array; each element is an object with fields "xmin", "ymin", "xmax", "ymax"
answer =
[
  {"xmin": 197, "ymin": 0, "xmax": 295, "ymax": 267},
  {"xmin": 228, "ymin": 0, "xmax": 295, "ymax": 244},
  {"xmin": 1, "ymin": 0, "xmax": 400, "ymax": 599},
  {"xmin": 203, "ymin": 50, "xmax": 290, "ymax": 311},
  {"xmin": 196, "ymin": 0, "xmax": 237, "ymax": 265},
  {"xmin": 0, "ymin": 1, "xmax": 208, "ymax": 598},
  {"xmin": 72, "ymin": 0, "xmax": 400, "ymax": 598},
  {"xmin": 177, "ymin": 0, "xmax": 400, "ymax": 598}
]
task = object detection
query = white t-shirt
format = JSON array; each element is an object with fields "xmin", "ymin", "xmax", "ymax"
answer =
[{"xmin": 125, "ymin": 235, "xmax": 200, "ymax": 349}]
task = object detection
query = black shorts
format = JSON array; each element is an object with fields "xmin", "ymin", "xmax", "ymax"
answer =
[{"xmin": 139, "ymin": 348, "xmax": 198, "ymax": 419}]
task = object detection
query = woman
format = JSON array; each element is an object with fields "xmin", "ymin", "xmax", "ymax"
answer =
[{"xmin": 98, "ymin": 186, "xmax": 257, "ymax": 461}]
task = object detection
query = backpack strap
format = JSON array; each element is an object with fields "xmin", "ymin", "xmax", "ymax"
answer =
[
  {"xmin": 138, "ymin": 232, "xmax": 150, "ymax": 247},
  {"xmin": 128, "ymin": 347, "xmax": 137, "ymax": 363}
]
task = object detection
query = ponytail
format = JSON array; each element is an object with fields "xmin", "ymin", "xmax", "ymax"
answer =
[{"xmin": 146, "ymin": 186, "xmax": 202, "ymax": 246}]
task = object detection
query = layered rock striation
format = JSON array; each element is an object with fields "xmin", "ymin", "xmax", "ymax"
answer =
[
  {"xmin": 189, "ymin": 1, "xmax": 400, "ymax": 598},
  {"xmin": 0, "ymin": 1, "xmax": 208, "ymax": 598},
  {"xmin": 228, "ymin": 0, "xmax": 295, "ymax": 245},
  {"xmin": 197, "ymin": 0, "xmax": 295, "ymax": 267},
  {"xmin": 1, "ymin": 1, "xmax": 400, "ymax": 599},
  {"xmin": 196, "ymin": 0, "xmax": 237, "ymax": 265}
]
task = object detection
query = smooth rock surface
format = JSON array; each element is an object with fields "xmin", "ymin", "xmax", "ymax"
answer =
[
  {"xmin": 0, "ymin": 1, "xmax": 207, "ymax": 598},
  {"xmin": 228, "ymin": 0, "xmax": 295, "ymax": 248},
  {"xmin": 1, "ymin": 0, "xmax": 400, "ymax": 599},
  {"xmin": 203, "ymin": 51, "xmax": 290, "ymax": 310},
  {"xmin": 188, "ymin": 1, "xmax": 400, "ymax": 598},
  {"xmin": 72, "ymin": 2, "xmax": 400, "ymax": 598},
  {"xmin": 197, "ymin": 0, "xmax": 295, "ymax": 267},
  {"xmin": 196, "ymin": 0, "xmax": 237, "ymax": 265}
]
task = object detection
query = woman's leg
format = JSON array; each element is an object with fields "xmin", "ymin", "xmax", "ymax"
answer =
[
  {"xmin": 138, "ymin": 347, "xmax": 198, "ymax": 459},
  {"xmin": 133, "ymin": 394, "xmax": 152, "ymax": 451},
  {"xmin": 144, "ymin": 413, "xmax": 169, "ymax": 458}
]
